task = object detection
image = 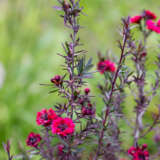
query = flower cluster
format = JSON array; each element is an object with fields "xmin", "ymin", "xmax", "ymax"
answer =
[
  {"xmin": 130, "ymin": 10, "xmax": 160, "ymax": 34},
  {"xmin": 81, "ymin": 103, "xmax": 95, "ymax": 116},
  {"xmin": 77, "ymin": 88, "xmax": 96, "ymax": 116},
  {"xmin": 128, "ymin": 144, "xmax": 149, "ymax": 160},
  {"xmin": 130, "ymin": 10, "xmax": 156, "ymax": 24},
  {"xmin": 5, "ymin": 2, "xmax": 160, "ymax": 159},
  {"xmin": 97, "ymin": 59, "xmax": 116, "ymax": 74},
  {"xmin": 26, "ymin": 108, "xmax": 75, "ymax": 148}
]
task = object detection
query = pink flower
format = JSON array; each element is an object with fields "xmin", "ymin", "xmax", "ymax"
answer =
[
  {"xmin": 84, "ymin": 88, "xmax": 90, "ymax": 95},
  {"xmin": 26, "ymin": 132, "xmax": 41, "ymax": 148},
  {"xmin": 36, "ymin": 108, "xmax": 58, "ymax": 126},
  {"xmin": 130, "ymin": 15, "xmax": 142, "ymax": 24},
  {"xmin": 97, "ymin": 60, "xmax": 116, "ymax": 74},
  {"xmin": 146, "ymin": 20, "xmax": 160, "ymax": 34},
  {"xmin": 51, "ymin": 117, "xmax": 75, "ymax": 136},
  {"xmin": 51, "ymin": 75, "xmax": 62, "ymax": 86},
  {"xmin": 145, "ymin": 10, "xmax": 156, "ymax": 20},
  {"xmin": 128, "ymin": 144, "xmax": 149, "ymax": 160}
]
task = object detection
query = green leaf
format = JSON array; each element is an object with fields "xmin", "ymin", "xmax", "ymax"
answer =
[{"xmin": 77, "ymin": 57, "xmax": 84, "ymax": 75}]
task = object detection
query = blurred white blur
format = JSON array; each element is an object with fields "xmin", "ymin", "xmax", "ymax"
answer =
[{"xmin": 0, "ymin": 62, "xmax": 5, "ymax": 88}]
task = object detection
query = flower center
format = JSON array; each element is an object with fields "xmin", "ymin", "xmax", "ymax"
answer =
[
  {"xmin": 99, "ymin": 63, "xmax": 105, "ymax": 70},
  {"xmin": 58, "ymin": 124, "xmax": 67, "ymax": 131},
  {"xmin": 138, "ymin": 154, "xmax": 145, "ymax": 160},
  {"xmin": 41, "ymin": 113, "xmax": 48, "ymax": 120},
  {"xmin": 29, "ymin": 137, "xmax": 37, "ymax": 144}
]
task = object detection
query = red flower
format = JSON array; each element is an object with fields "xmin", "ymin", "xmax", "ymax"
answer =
[
  {"xmin": 128, "ymin": 144, "xmax": 149, "ymax": 160},
  {"xmin": 157, "ymin": 19, "xmax": 160, "ymax": 27},
  {"xmin": 97, "ymin": 60, "xmax": 116, "ymax": 74},
  {"xmin": 51, "ymin": 117, "xmax": 75, "ymax": 136},
  {"xmin": 84, "ymin": 88, "xmax": 90, "ymax": 95},
  {"xmin": 36, "ymin": 108, "xmax": 58, "ymax": 126},
  {"xmin": 146, "ymin": 20, "xmax": 160, "ymax": 34},
  {"xmin": 146, "ymin": 20, "xmax": 156, "ymax": 31},
  {"xmin": 130, "ymin": 15, "xmax": 142, "ymax": 24},
  {"xmin": 145, "ymin": 10, "xmax": 156, "ymax": 20},
  {"xmin": 51, "ymin": 75, "xmax": 62, "ymax": 86},
  {"xmin": 58, "ymin": 144, "xmax": 65, "ymax": 155},
  {"xmin": 26, "ymin": 132, "xmax": 41, "ymax": 148}
]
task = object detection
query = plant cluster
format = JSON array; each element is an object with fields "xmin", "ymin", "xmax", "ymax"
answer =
[{"xmin": 3, "ymin": 1, "xmax": 160, "ymax": 160}]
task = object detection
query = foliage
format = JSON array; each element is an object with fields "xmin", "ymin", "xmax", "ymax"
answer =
[{"xmin": 1, "ymin": 0, "xmax": 160, "ymax": 159}]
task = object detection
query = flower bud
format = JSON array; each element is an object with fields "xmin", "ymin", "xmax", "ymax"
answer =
[
  {"xmin": 142, "ymin": 144, "xmax": 148, "ymax": 150},
  {"xmin": 84, "ymin": 88, "xmax": 90, "ymax": 95},
  {"xmin": 87, "ymin": 103, "xmax": 92, "ymax": 107},
  {"xmin": 63, "ymin": 0, "xmax": 71, "ymax": 12},
  {"xmin": 51, "ymin": 75, "xmax": 62, "ymax": 86}
]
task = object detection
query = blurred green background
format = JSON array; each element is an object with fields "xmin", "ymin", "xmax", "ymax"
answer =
[{"xmin": 1, "ymin": 0, "xmax": 160, "ymax": 158}]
